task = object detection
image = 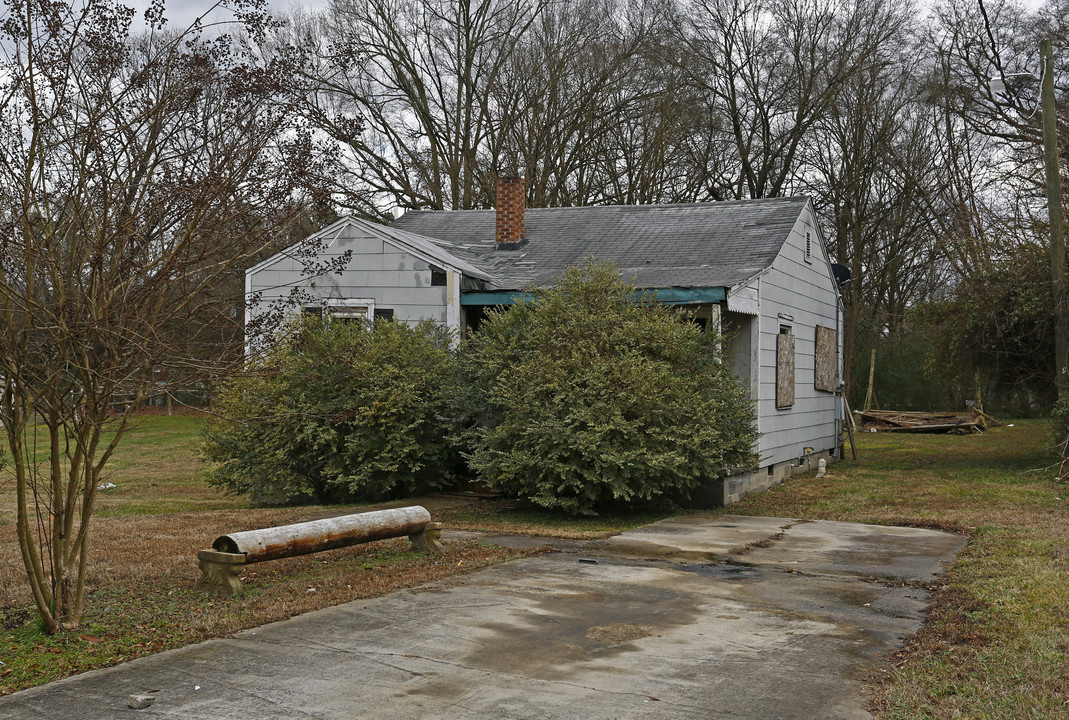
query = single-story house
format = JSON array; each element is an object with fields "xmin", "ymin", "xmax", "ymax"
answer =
[{"xmin": 246, "ymin": 177, "xmax": 844, "ymax": 504}]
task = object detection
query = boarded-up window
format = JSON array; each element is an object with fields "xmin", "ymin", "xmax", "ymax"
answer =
[
  {"xmin": 814, "ymin": 325, "xmax": 836, "ymax": 392},
  {"xmin": 777, "ymin": 331, "xmax": 795, "ymax": 409},
  {"xmin": 322, "ymin": 299, "xmax": 375, "ymax": 324},
  {"xmin": 327, "ymin": 304, "xmax": 370, "ymax": 323}
]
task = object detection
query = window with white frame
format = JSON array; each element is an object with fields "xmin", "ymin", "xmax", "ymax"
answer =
[{"xmin": 305, "ymin": 299, "xmax": 376, "ymax": 324}]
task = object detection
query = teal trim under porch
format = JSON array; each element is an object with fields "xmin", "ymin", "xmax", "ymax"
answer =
[{"xmin": 460, "ymin": 286, "xmax": 726, "ymax": 306}]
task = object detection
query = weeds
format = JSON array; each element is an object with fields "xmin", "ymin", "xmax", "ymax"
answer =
[{"xmin": 727, "ymin": 420, "xmax": 1069, "ymax": 719}]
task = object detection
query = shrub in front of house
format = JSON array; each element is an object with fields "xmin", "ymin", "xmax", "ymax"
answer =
[
  {"xmin": 202, "ymin": 316, "xmax": 458, "ymax": 503},
  {"xmin": 463, "ymin": 260, "xmax": 759, "ymax": 516}
]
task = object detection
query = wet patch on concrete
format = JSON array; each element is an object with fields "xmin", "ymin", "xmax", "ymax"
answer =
[
  {"xmin": 460, "ymin": 567, "xmax": 703, "ymax": 681},
  {"xmin": 582, "ymin": 538, "xmax": 726, "ymax": 564},
  {"xmin": 677, "ymin": 561, "xmax": 761, "ymax": 579},
  {"xmin": 0, "ymin": 514, "xmax": 966, "ymax": 720}
]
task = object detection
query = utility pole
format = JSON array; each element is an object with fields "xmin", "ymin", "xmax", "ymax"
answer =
[{"xmin": 1041, "ymin": 39, "xmax": 1067, "ymax": 398}]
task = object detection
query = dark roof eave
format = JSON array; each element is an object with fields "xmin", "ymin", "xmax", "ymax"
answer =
[{"xmin": 460, "ymin": 286, "xmax": 727, "ymax": 306}]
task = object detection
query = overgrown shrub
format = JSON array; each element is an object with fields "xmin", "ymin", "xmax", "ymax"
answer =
[
  {"xmin": 202, "ymin": 317, "xmax": 458, "ymax": 503},
  {"xmin": 463, "ymin": 260, "xmax": 758, "ymax": 515},
  {"xmin": 914, "ymin": 243, "xmax": 1056, "ymax": 416}
]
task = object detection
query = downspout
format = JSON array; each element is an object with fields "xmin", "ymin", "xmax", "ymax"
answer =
[
  {"xmin": 835, "ymin": 291, "xmax": 843, "ymax": 458},
  {"xmin": 830, "ymin": 261, "xmax": 851, "ymax": 459}
]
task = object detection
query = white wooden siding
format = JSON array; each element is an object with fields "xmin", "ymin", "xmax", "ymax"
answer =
[
  {"xmin": 247, "ymin": 222, "xmax": 454, "ymax": 339},
  {"xmin": 754, "ymin": 204, "xmax": 840, "ymax": 466}
]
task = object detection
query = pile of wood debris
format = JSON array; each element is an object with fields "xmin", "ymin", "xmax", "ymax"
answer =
[{"xmin": 851, "ymin": 409, "xmax": 1001, "ymax": 434}]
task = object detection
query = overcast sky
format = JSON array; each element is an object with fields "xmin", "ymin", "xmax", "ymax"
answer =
[
  {"xmin": 126, "ymin": 0, "xmax": 327, "ymax": 31},
  {"xmin": 128, "ymin": 0, "xmax": 1049, "ymax": 29}
]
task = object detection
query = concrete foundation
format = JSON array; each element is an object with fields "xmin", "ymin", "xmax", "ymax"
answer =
[
  {"xmin": 408, "ymin": 522, "xmax": 445, "ymax": 554},
  {"xmin": 712, "ymin": 449, "xmax": 837, "ymax": 506}
]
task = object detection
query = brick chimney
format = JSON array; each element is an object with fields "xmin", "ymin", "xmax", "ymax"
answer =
[{"xmin": 495, "ymin": 175, "xmax": 527, "ymax": 250}]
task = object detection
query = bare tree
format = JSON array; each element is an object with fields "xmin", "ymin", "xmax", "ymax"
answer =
[
  {"xmin": 307, "ymin": 0, "xmax": 547, "ymax": 214},
  {"xmin": 306, "ymin": 0, "xmax": 715, "ymax": 211},
  {"xmin": 911, "ymin": 0, "xmax": 1068, "ymax": 403},
  {"xmin": 491, "ymin": 0, "xmax": 693, "ymax": 206},
  {"xmin": 802, "ymin": 5, "xmax": 949, "ymax": 397},
  {"xmin": 0, "ymin": 0, "xmax": 322, "ymax": 632},
  {"xmin": 921, "ymin": 0, "xmax": 1066, "ymax": 256},
  {"xmin": 674, "ymin": 0, "xmax": 909, "ymax": 199}
]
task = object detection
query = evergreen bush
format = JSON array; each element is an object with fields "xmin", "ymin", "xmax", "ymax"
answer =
[
  {"xmin": 463, "ymin": 260, "xmax": 758, "ymax": 515},
  {"xmin": 202, "ymin": 316, "xmax": 458, "ymax": 503}
]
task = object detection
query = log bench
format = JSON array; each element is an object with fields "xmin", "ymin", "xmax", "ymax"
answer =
[{"xmin": 195, "ymin": 505, "xmax": 444, "ymax": 595}]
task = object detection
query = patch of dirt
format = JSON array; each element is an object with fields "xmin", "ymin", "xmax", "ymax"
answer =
[
  {"xmin": 585, "ymin": 622, "xmax": 655, "ymax": 644},
  {"xmin": 0, "ymin": 507, "xmax": 504, "ymax": 609},
  {"xmin": 0, "ymin": 606, "xmax": 33, "ymax": 630},
  {"xmin": 729, "ymin": 522, "xmax": 795, "ymax": 555}
]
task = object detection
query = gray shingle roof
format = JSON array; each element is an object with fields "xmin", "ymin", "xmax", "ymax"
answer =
[
  {"xmin": 390, "ymin": 197, "xmax": 810, "ymax": 291},
  {"xmin": 357, "ymin": 219, "xmax": 493, "ymax": 281}
]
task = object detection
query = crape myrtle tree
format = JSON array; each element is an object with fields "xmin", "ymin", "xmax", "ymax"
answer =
[{"xmin": 0, "ymin": 0, "xmax": 332, "ymax": 633}]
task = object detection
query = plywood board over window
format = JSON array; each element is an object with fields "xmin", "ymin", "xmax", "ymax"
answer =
[
  {"xmin": 777, "ymin": 332, "xmax": 795, "ymax": 409},
  {"xmin": 815, "ymin": 325, "xmax": 836, "ymax": 392}
]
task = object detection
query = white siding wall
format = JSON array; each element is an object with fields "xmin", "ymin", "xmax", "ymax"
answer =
[
  {"xmin": 755, "ymin": 205, "xmax": 840, "ymax": 466},
  {"xmin": 247, "ymin": 222, "xmax": 453, "ymax": 336}
]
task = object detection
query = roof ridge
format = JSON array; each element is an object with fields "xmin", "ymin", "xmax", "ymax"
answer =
[{"xmin": 402, "ymin": 197, "xmax": 810, "ymax": 215}]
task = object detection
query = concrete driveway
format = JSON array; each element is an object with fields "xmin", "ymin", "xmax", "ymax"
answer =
[{"xmin": 0, "ymin": 514, "xmax": 965, "ymax": 719}]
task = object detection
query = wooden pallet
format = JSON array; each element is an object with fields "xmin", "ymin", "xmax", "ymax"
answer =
[{"xmin": 852, "ymin": 409, "xmax": 992, "ymax": 433}]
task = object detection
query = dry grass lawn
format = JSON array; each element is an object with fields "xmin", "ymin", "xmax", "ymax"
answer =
[
  {"xmin": 726, "ymin": 419, "xmax": 1069, "ymax": 719},
  {"xmin": 0, "ymin": 415, "xmax": 535, "ymax": 695},
  {"xmin": 433, "ymin": 498, "xmax": 673, "ymax": 539},
  {"xmin": 4, "ymin": 413, "xmax": 1067, "ymax": 719}
]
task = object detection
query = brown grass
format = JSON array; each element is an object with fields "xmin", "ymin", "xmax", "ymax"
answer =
[
  {"xmin": 0, "ymin": 538, "xmax": 532, "ymax": 695},
  {"xmin": 432, "ymin": 498, "xmax": 674, "ymax": 539},
  {"xmin": 724, "ymin": 421, "xmax": 1069, "ymax": 719},
  {"xmin": 0, "ymin": 501, "xmax": 481, "ymax": 609},
  {"xmin": 0, "ymin": 416, "xmax": 540, "ymax": 694},
  {"xmin": 0, "ymin": 416, "xmax": 483, "ymax": 607}
]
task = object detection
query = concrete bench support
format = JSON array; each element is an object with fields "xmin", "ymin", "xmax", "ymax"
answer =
[
  {"xmin": 196, "ymin": 506, "xmax": 444, "ymax": 595},
  {"xmin": 409, "ymin": 521, "xmax": 444, "ymax": 554},
  {"xmin": 195, "ymin": 549, "xmax": 246, "ymax": 596}
]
